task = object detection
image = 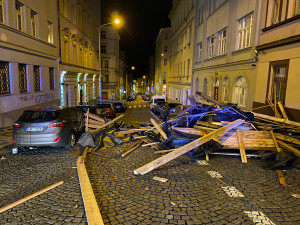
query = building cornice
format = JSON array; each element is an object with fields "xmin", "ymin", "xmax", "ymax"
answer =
[
  {"xmin": 193, "ymin": 59, "xmax": 256, "ymax": 72},
  {"xmin": 256, "ymin": 34, "xmax": 300, "ymax": 51}
]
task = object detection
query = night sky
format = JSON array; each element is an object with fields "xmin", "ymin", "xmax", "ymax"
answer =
[{"xmin": 101, "ymin": 0, "xmax": 172, "ymax": 78}]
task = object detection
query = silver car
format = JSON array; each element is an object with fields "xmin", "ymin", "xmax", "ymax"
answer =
[{"xmin": 12, "ymin": 106, "xmax": 85, "ymax": 151}]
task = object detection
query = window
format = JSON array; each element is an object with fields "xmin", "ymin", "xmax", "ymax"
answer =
[
  {"xmin": 233, "ymin": 76, "xmax": 247, "ymax": 107},
  {"xmin": 33, "ymin": 66, "xmax": 40, "ymax": 91},
  {"xmin": 0, "ymin": 0, "xmax": 4, "ymax": 24},
  {"xmin": 196, "ymin": 42, "xmax": 202, "ymax": 62},
  {"xmin": 164, "ymin": 46, "xmax": 168, "ymax": 52},
  {"xmin": 164, "ymin": 33, "xmax": 168, "ymax": 40},
  {"xmin": 238, "ymin": 13, "xmax": 253, "ymax": 49},
  {"xmin": 218, "ymin": 29, "xmax": 227, "ymax": 55},
  {"xmin": 49, "ymin": 68, "xmax": 54, "ymax": 90},
  {"xmin": 195, "ymin": 78, "xmax": 199, "ymax": 94},
  {"xmin": 31, "ymin": 10, "xmax": 38, "ymax": 37},
  {"xmin": 207, "ymin": 35, "xmax": 215, "ymax": 59},
  {"xmin": 208, "ymin": 0, "xmax": 216, "ymax": 15},
  {"xmin": 164, "ymin": 59, "xmax": 167, "ymax": 66},
  {"xmin": 0, "ymin": 61, "xmax": 10, "ymax": 95},
  {"xmin": 214, "ymin": 79, "xmax": 220, "ymax": 100},
  {"xmin": 101, "ymin": 45, "xmax": 106, "ymax": 53},
  {"xmin": 104, "ymin": 60, "xmax": 109, "ymax": 68},
  {"xmin": 16, "ymin": 2, "xmax": 23, "ymax": 31},
  {"xmin": 197, "ymin": 5, "xmax": 204, "ymax": 26},
  {"xmin": 187, "ymin": 59, "xmax": 190, "ymax": 78},
  {"xmin": 48, "ymin": 21, "xmax": 53, "ymax": 43},
  {"xmin": 104, "ymin": 75, "xmax": 109, "ymax": 83},
  {"xmin": 203, "ymin": 78, "xmax": 207, "ymax": 95},
  {"xmin": 19, "ymin": 64, "xmax": 27, "ymax": 92},
  {"xmin": 222, "ymin": 77, "xmax": 229, "ymax": 102},
  {"xmin": 101, "ymin": 31, "xmax": 106, "ymax": 39},
  {"xmin": 268, "ymin": 63, "xmax": 288, "ymax": 103}
]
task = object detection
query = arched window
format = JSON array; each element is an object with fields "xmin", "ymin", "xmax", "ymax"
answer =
[
  {"xmin": 222, "ymin": 77, "xmax": 229, "ymax": 103},
  {"xmin": 213, "ymin": 78, "xmax": 219, "ymax": 100},
  {"xmin": 195, "ymin": 78, "xmax": 199, "ymax": 94},
  {"xmin": 203, "ymin": 78, "xmax": 207, "ymax": 95},
  {"xmin": 232, "ymin": 76, "xmax": 247, "ymax": 107}
]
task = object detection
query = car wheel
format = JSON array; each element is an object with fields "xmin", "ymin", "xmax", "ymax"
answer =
[{"xmin": 65, "ymin": 132, "xmax": 76, "ymax": 150}]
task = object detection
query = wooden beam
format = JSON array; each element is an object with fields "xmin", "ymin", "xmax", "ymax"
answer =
[
  {"xmin": 88, "ymin": 119, "xmax": 105, "ymax": 126},
  {"xmin": 134, "ymin": 119, "xmax": 244, "ymax": 175},
  {"xmin": 276, "ymin": 170, "xmax": 287, "ymax": 187},
  {"xmin": 151, "ymin": 118, "xmax": 168, "ymax": 140},
  {"xmin": 236, "ymin": 129, "xmax": 247, "ymax": 163},
  {"xmin": 278, "ymin": 101, "xmax": 288, "ymax": 120},
  {"xmin": 154, "ymin": 149, "xmax": 174, "ymax": 154},
  {"xmin": 88, "ymin": 113, "xmax": 105, "ymax": 123},
  {"xmin": 266, "ymin": 98, "xmax": 282, "ymax": 118},
  {"xmin": 252, "ymin": 112, "xmax": 300, "ymax": 127},
  {"xmin": 0, "ymin": 181, "xmax": 64, "ymax": 213},
  {"xmin": 85, "ymin": 108, "xmax": 89, "ymax": 132},
  {"xmin": 277, "ymin": 140, "xmax": 300, "ymax": 158},
  {"xmin": 275, "ymin": 133, "xmax": 300, "ymax": 146},
  {"xmin": 92, "ymin": 115, "xmax": 124, "ymax": 133},
  {"xmin": 114, "ymin": 128, "xmax": 152, "ymax": 136},
  {"xmin": 270, "ymin": 130, "xmax": 281, "ymax": 152},
  {"xmin": 172, "ymin": 127, "xmax": 204, "ymax": 136},
  {"xmin": 122, "ymin": 140, "xmax": 143, "ymax": 157},
  {"xmin": 196, "ymin": 120, "xmax": 222, "ymax": 129},
  {"xmin": 142, "ymin": 142, "xmax": 160, "ymax": 147}
]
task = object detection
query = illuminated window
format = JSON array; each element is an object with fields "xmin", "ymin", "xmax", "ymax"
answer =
[
  {"xmin": 16, "ymin": 2, "xmax": 23, "ymax": 31},
  {"xmin": 238, "ymin": 14, "xmax": 253, "ymax": 49},
  {"xmin": 33, "ymin": 66, "xmax": 40, "ymax": 91},
  {"xmin": 49, "ymin": 68, "xmax": 55, "ymax": 90},
  {"xmin": 0, "ymin": 0, "xmax": 4, "ymax": 24},
  {"xmin": 0, "ymin": 61, "xmax": 10, "ymax": 95},
  {"xmin": 218, "ymin": 29, "xmax": 227, "ymax": 55},
  {"xmin": 31, "ymin": 10, "xmax": 38, "ymax": 37},
  {"xmin": 207, "ymin": 35, "xmax": 215, "ymax": 59},
  {"xmin": 48, "ymin": 21, "xmax": 53, "ymax": 43},
  {"xmin": 19, "ymin": 64, "xmax": 27, "ymax": 92}
]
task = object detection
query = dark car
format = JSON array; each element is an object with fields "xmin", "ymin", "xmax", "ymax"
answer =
[
  {"xmin": 76, "ymin": 105, "xmax": 104, "ymax": 117},
  {"xmin": 127, "ymin": 96, "xmax": 134, "ymax": 101},
  {"xmin": 12, "ymin": 107, "xmax": 85, "ymax": 151},
  {"xmin": 153, "ymin": 101, "xmax": 166, "ymax": 115},
  {"xmin": 160, "ymin": 102, "xmax": 182, "ymax": 121},
  {"xmin": 96, "ymin": 103, "xmax": 116, "ymax": 118},
  {"xmin": 109, "ymin": 102, "xmax": 126, "ymax": 113},
  {"xmin": 170, "ymin": 105, "xmax": 191, "ymax": 118}
]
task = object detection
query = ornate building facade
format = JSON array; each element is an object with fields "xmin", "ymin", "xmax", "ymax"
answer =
[{"xmin": 0, "ymin": 0, "xmax": 59, "ymax": 128}]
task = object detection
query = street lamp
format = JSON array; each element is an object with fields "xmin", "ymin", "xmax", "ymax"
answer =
[{"xmin": 99, "ymin": 19, "xmax": 120, "ymax": 102}]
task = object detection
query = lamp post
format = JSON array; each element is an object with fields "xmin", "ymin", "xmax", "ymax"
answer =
[{"xmin": 99, "ymin": 19, "xmax": 120, "ymax": 102}]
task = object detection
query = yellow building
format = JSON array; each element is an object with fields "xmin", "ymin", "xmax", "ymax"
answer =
[
  {"xmin": 168, "ymin": 0, "xmax": 195, "ymax": 105},
  {"xmin": 193, "ymin": 0, "xmax": 258, "ymax": 110},
  {"xmin": 155, "ymin": 27, "xmax": 171, "ymax": 96},
  {"xmin": 0, "ymin": 0, "xmax": 59, "ymax": 128},
  {"xmin": 253, "ymin": 0, "xmax": 300, "ymax": 122}
]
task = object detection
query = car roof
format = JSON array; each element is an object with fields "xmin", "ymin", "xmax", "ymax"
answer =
[{"xmin": 24, "ymin": 106, "xmax": 69, "ymax": 112}]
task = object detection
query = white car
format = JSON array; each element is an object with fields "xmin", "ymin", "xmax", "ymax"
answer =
[{"xmin": 149, "ymin": 95, "xmax": 166, "ymax": 111}]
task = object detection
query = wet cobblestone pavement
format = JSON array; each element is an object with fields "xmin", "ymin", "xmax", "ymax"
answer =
[
  {"xmin": 0, "ymin": 149, "xmax": 87, "ymax": 224},
  {"xmin": 86, "ymin": 142, "xmax": 300, "ymax": 225}
]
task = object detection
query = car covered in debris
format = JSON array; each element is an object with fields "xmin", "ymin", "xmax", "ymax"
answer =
[
  {"xmin": 76, "ymin": 105, "xmax": 104, "ymax": 117},
  {"xmin": 109, "ymin": 101, "xmax": 127, "ymax": 113},
  {"xmin": 12, "ymin": 106, "xmax": 85, "ymax": 152},
  {"xmin": 96, "ymin": 103, "xmax": 116, "ymax": 118},
  {"xmin": 160, "ymin": 102, "xmax": 182, "ymax": 121}
]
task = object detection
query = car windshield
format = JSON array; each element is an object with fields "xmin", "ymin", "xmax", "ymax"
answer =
[
  {"xmin": 114, "ymin": 103, "xmax": 123, "ymax": 106},
  {"xmin": 76, "ymin": 106, "xmax": 95, "ymax": 113},
  {"xmin": 169, "ymin": 103, "xmax": 181, "ymax": 108},
  {"xmin": 18, "ymin": 111, "xmax": 60, "ymax": 122},
  {"xmin": 98, "ymin": 104, "xmax": 111, "ymax": 108},
  {"xmin": 154, "ymin": 99, "xmax": 165, "ymax": 103}
]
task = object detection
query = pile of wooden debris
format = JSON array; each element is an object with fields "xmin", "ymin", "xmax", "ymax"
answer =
[{"xmin": 81, "ymin": 94, "xmax": 300, "ymax": 175}]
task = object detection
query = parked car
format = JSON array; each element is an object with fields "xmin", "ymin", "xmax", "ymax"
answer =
[
  {"xmin": 109, "ymin": 101, "xmax": 126, "ymax": 113},
  {"xmin": 169, "ymin": 105, "xmax": 190, "ymax": 118},
  {"xmin": 96, "ymin": 103, "xmax": 116, "ymax": 118},
  {"xmin": 76, "ymin": 105, "xmax": 104, "ymax": 117},
  {"xmin": 149, "ymin": 95, "xmax": 166, "ymax": 111},
  {"xmin": 160, "ymin": 102, "xmax": 182, "ymax": 121},
  {"xmin": 153, "ymin": 101, "xmax": 166, "ymax": 115},
  {"xmin": 142, "ymin": 94, "xmax": 151, "ymax": 101},
  {"xmin": 127, "ymin": 96, "xmax": 134, "ymax": 101},
  {"xmin": 12, "ymin": 106, "xmax": 85, "ymax": 151}
]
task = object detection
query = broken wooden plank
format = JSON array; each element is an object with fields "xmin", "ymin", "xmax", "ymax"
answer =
[
  {"xmin": 142, "ymin": 142, "xmax": 160, "ymax": 147},
  {"xmin": 236, "ymin": 129, "xmax": 247, "ymax": 163},
  {"xmin": 85, "ymin": 108, "xmax": 89, "ymax": 132},
  {"xmin": 196, "ymin": 120, "xmax": 222, "ymax": 129},
  {"xmin": 252, "ymin": 112, "xmax": 300, "ymax": 127},
  {"xmin": 88, "ymin": 119, "xmax": 105, "ymax": 126},
  {"xmin": 88, "ymin": 113, "xmax": 105, "ymax": 123},
  {"xmin": 172, "ymin": 127, "xmax": 204, "ymax": 136},
  {"xmin": 274, "ymin": 133, "xmax": 300, "ymax": 146},
  {"xmin": 154, "ymin": 149, "xmax": 174, "ymax": 154},
  {"xmin": 277, "ymin": 140, "xmax": 300, "ymax": 158},
  {"xmin": 266, "ymin": 98, "xmax": 282, "ymax": 118},
  {"xmin": 153, "ymin": 176, "xmax": 168, "ymax": 182},
  {"xmin": 151, "ymin": 118, "xmax": 167, "ymax": 140},
  {"xmin": 276, "ymin": 170, "xmax": 287, "ymax": 187},
  {"xmin": 114, "ymin": 128, "xmax": 152, "ymax": 136},
  {"xmin": 270, "ymin": 130, "xmax": 281, "ymax": 152},
  {"xmin": 92, "ymin": 115, "xmax": 124, "ymax": 132},
  {"xmin": 134, "ymin": 119, "xmax": 244, "ymax": 175},
  {"xmin": 122, "ymin": 140, "xmax": 143, "ymax": 157},
  {"xmin": 193, "ymin": 125, "xmax": 216, "ymax": 131},
  {"xmin": 278, "ymin": 101, "xmax": 288, "ymax": 120}
]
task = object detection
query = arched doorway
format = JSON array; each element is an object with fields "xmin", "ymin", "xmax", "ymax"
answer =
[
  {"xmin": 222, "ymin": 77, "xmax": 229, "ymax": 103},
  {"xmin": 232, "ymin": 76, "xmax": 248, "ymax": 107}
]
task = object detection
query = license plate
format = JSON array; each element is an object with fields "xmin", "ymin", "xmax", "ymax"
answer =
[
  {"xmin": 27, "ymin": 127, "xmax": 43, "ymax": 132},
  {"xmin": 116, "ymin": 106, "xmax": 120, "ymax": 108}
]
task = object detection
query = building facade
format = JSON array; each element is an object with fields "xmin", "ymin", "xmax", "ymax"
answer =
[
  {"xmin": 59, "ymin": 0, "xmax": 101, "ymax": 106},
  {"xmin": 100, "ymin": 25, "xmax": 120, "ymax": 101},
  {"xmin": 253, "ymin": 0, "xmax": 300, "ymax": 122},
  {"xmin": 192, "ymin": 0, "xmax": 259, "ymax": 110},
  {"xmin": 168, "ymin": 0, "xmax": 195, "ymax": 105},
  {"xmin": 0, "ymin": 0, "xmax": 59, "ymax": 128},
  {"xmin": 148, "ymin": 55, "xmax": 155, "ymax": 95}
]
